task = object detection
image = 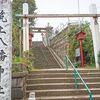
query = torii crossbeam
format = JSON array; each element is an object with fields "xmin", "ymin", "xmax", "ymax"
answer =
[
  {"xmin": 31, "ymin": 26, "xmax": 53, "ymax": 33},
  {"xmin": 16, "ymin": 14, "xmax": 100, "ymax": 18}
]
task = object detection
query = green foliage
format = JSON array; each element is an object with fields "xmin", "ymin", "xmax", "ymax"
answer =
[
  {"xmin": 67, "ymin": 25, "xmax": 80, "ymax": 61},
  {"xmin": 67, "ymin": 22, "xmax": 94, "ymax": 64},
  {"xmin": 98, "ymin": 51, "xmax": 100, "ymax": 65},
  {"xmin": 13, "ymin": 56, "xmax": 34, "ymax": 72},
  {"xmin": 12, "ymin": 22, "xmax": 20, "ymax": 56},
  {"xmin": 13, "ymin": 48, "xmax": 35, "ymax": 72},
  {"xmin": 13, "ymin": 56, "xmax": 21, "ymax": 63}
]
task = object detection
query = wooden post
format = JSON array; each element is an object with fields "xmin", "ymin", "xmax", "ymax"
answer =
[
  {"xmin": 0, "ymin": 0, "xmax": 12, "ymax": 100},
  {"xmin": 80, "ymin": 40, "xmax": 84, "ymax": 67}
]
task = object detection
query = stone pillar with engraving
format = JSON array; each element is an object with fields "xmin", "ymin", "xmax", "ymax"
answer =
[{"xmin": 0, "ymin": 0, "xmax": 12, "ymax": 100}]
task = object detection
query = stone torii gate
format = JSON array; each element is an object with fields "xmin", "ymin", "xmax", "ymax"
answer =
[
  {"xmin": 31, "ymin": 26, "xmax": 53, "ymax": 46},
  {"xmin": 18, "ymin": 3, "xmax": 100, "ymax": 69}
]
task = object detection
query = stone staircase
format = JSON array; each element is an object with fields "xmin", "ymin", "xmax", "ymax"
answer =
[
  {"xmin": 33, "ymin": 42, "xmax": 60, "ymax": 69},
  {"xmin": 26, "ymin": 69, "xmax": 100, "ymax": 100}
]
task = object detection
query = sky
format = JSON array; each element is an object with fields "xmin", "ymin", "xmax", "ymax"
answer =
[
  {"xmin": 32, "ymin": 0, "xmax": 100, "ymax": 41},
  {"xmin": 35, "ymin": 0, "xmax": 100, "ymax": 26}
]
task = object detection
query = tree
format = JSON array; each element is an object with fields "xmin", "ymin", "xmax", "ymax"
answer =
[{"xmin": 12, "ymin": 0, "xmax": 36, "ymax": 56}]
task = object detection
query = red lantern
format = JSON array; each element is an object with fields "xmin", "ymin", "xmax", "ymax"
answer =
[{"xmin": 76, "ymin": 31, "xmax": 85, "ymax": 40}]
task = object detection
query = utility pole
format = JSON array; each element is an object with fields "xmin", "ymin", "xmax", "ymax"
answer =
[{"xmin": 0, "ymin": 0, "xmax": 12, "ymax": 100}]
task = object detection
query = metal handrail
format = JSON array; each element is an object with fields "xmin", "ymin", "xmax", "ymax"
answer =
[{"xmin": 64, "ymin": 55, "xmax": 92, "ymax": 100}]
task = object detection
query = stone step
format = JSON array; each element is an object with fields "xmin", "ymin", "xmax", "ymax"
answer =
[
  {"xmin": 26, "ymin": 88, "xmax": 100, "ymax": 97},
  {"xmin": 26, "ymin": 82, "xmax": 100, "ymax": 90},
  {"xmin": 33, "ymin": 42, "xmax": 60, "ymax": 69},
  {"xmin": 34, "ymin": 63, "xmax": 60, "ymax": 67},
  {"xmin": 36, "ymin": 95, "xmax": 100, "ymax": 100},
  {"xmin": 26, "ymin": 77, "xmax": 100, "ymax": 84},
  {"xmin": 27, "ymin": 72, "xmax": 100, "ymax": 79},
  {"xmin": 26, "ymin": 41, "xmax": 100, "ymax": 100},
  {"xmin": 29, "ymin": 69, "xmax": 100, "ymax": 74},
  {"xmin": 33, "ymin": 66, "xmax": 60, "ymax": 69}
]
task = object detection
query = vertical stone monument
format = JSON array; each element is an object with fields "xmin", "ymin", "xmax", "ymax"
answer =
[{"xmin": 0, "ymin": 0, "xmax": 12, "ymax": 100}]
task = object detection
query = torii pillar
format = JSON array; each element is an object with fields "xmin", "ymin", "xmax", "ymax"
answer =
[
  {"xmin": 23, "ymin": 2, "xmax": 29, "ymax": 52},
  {"xmin": 90, "ymin": 4, "xmax": 100, "ymax": 69}
]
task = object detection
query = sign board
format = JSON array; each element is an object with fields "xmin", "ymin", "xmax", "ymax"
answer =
[
  {"xmin": 0, "ymin": 0, "xmax": 12, "ymax": 100},
  {"xmin": 75, "ymin": 48, "xmax": 80, "ymax": 57},
  {"xmin": 28, "ymin": 92, "xmax": 35, "ymax": 100}
]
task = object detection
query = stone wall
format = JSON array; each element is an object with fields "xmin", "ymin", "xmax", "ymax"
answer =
[
  {"xmin": 12, "ymin": 63, "xmax": 28, "ymax": 100},
  {"xmin": 50, "ymin": 27, "xmax": 69, "ymax": 61},
  {"xmin": 12, "ymin": 72, "xmax": 28, "ymax": 100},
  {"xmin": 12, "ymin": 63, "xmax": 28, "ymax": 73}
]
